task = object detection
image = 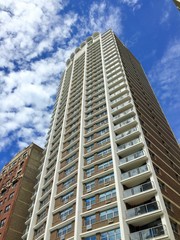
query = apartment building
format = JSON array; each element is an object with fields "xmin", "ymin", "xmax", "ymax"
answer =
[
  {"xmin": 0, "ymin": 143, "xmax": 43, "ymax": 240},
  {"xmin": 23, "ymin": 30, "xmax": 180, "ymax": 240}
]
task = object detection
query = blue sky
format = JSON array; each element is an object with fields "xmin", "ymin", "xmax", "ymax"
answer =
[{"xmin": 0, "ymin": 0, "xmax": 180, "ymax": 170}]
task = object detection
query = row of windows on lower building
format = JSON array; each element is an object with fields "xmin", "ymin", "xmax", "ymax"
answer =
[{"xmin": 57, "ymin": 225, "xmax": 120, "ymax": 239}]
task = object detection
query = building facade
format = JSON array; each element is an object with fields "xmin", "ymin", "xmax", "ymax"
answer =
[
  {"xmin": 0, "ymin": 143, "xmax": 43, "ymax": 240},
  {"xmin": 23, "ymin": 30, "xmax": 180, "ymax": 240}
]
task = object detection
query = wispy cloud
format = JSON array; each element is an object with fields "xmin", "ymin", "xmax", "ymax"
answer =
[
  {"xmin": 148, "ymin": 40, "xmax": 180, "ymax": 140},
  {"xmin": 0, "ymin": 0, "xmax": 123, "ymax": 154},
  {"xmin": 120, "ymin": 0, "xmax": 141, "ymax": 10},
  {"xmin": 0, "ymin": 0, "xmax": 78, "ymax": 150}
]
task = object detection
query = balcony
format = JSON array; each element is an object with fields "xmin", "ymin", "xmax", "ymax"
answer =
[
  {"xmin": 109, "ymin": 81, "xmax": 126, "ymax": 94},
  {"xmin": 110, "ymin": 87, "xmax": 128, "ymax": 100},
  {"xmin": 117, "ymin": 138, "xmax": 144, "ymax": 157},
  {"xmin": 114, "ymin": 117, "xmax": 137, "ymax": 134},
  {"xmin": 126, "ymin": 201, "xmax": 162, "ymax": 226},
  {"xmin": 111, "ymin": 93, "xmax": 130, "ymax": 107},
  {"xmin": 112, "ymin": 100, "xmax": 133, "ymax": 114},
  {"xmin": 119, "ymin": 150, "xmax": 148, "ymax": 171},
  {"xmin": 123, "ymin": 181, "xmax": 156, "ymax": 205},
  {"xmin": 113, "ymin": 108, "xmax": 135, "ymax": 124},
  {"xmin": 121, "ymin": 164, "xmax": 150, "ymax": 188},
  {"xmin": 116, "ymin": 127, "xmax": 139, "ymax": 144},
  {"xmin": 130, "ymin": 225, "xmax": 166, "ymax": 240}
]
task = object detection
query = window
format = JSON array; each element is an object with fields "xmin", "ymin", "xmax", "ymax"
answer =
[
  {"xmin": 85, "ymin": 197, "xmax": 96, "ymax": 208},
  {"xmin": 4, "ymin": 205, "xmax": 10, "ymax": 213},
  {"xmin": 0, "ymin": 219, "xmax": 6, "ymax": 228},
  {"xmin": 98, "ymin": 173, "xmax": 114, "ymax": 185},
  {"xmin": 97, "ymin": 148, "xmax": 111, "ymax": 157},
  {"xmin": 85, "ymin": 155, "xmax": 94, "ymax": 164},
  {"xmin": 86, "ymin": 167, "xmax": 94, "ymax": 177},
  {"xmin": 96, "ymin": 119, "xmax": 108, "ymax": 127},
  {"xmin": 99, "ymin": 189, "xmax": 116, "ymax": 202},
  {"xmin": 86, "ymin": 135, "xmax": 94, "ymax": 142},
  {"xmin": 65, "ymin": 165, "xmax": 76, "ymax": 176},
  {"xmin": 86, "ymin": 181, "xmax": 95, "ymax": 192},
  {"xmin": 97, "ymin": 137, "xmax": 110, "ymax": 146},
  {"xmin": 60, "ymin": 207, "xmax": 73, "ymax": 221},
  {"xmin": 62, "ymin": 191, "xmax": 74, "ymax": 203},
  {"xmin": 97, "ymin": 128, "xmax": 109, "ymax": 137},
  {"xmin": 101, "ymin": 228, "xmax": 121, "ymax": 240},
  {"xmin": 86, "ymin": 144, "xmax": 94, "ymax": 153},
  {"xmin": 84, "ymin": 236, "xmax": 96, "ymax": 240},
  {"xmin": 98, "ymin": 160, "xmax": 113, "ymax": 171},
  {"xmin": 67, "ymin": 144, "xmax": 77, "ymax": 153},
  {"xmin": 66, "ymin": 154, "xmax": 76, "ymax": 164},
  {"xmin": 85, "ymin": 214, "xmax": 96, "ymax": 226},
  {"xmin": 63, "ymin": 177, "xmax": 75, "ymax": 189},
  {"xmin": 57, "ymin": 223, "xmax": 72, "ymax": 237},
  {"xmin": 100, "ymin": 207, "xmax": 118, "ymax": 221}
]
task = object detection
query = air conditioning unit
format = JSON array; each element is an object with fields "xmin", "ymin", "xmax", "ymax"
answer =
[
  {"xmin": 86, "ymin": 224, "xmax": 92, "ymax": 230},
  {"xmin": 86, "ymin": 205, "xmax": 92, "ymax": 210},
  {"xmin": 108, "ymin": 218, "xmax": 114, "ymax": 224}
]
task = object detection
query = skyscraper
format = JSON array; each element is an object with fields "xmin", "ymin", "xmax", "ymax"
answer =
[
  {"xmin": 23, "ymin": 30, "xmax": 180, "ymax": 240},
  {"xmin": 0, "ymin": 143, "xmax": 43, "ymax": 240}
]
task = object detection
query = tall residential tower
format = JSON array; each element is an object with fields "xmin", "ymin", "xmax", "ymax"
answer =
[{"xmin": 23, "ymin": 30, "xmax": 180, "ymax": 240}]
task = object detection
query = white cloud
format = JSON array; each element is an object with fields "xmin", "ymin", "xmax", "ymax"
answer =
[
  {"xmin": 0, "ymin": 0, "xmax": 78, "ymax": 151},
  {"xmin": 148, "ymin": 40, "xmax": 180, "ymax": 140},
  {"xmin": 75, "ymin": 1, "xmax": 123, "ymax": 38},
  {"xmin": 0, "ymin": 0, "xmax": 124, "ymax": 155},
  {"xmin": 120, "ymin": 0, "xmax": 141, "ymax": 10}
]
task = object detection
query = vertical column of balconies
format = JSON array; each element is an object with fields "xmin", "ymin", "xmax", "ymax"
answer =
[
  {"xmin": 101, "ymin": 30, "xmax": 171, "ymax": 240},
  {"xmin": 24, "ymin": 65, "xmax": 73, "ymax": 240},
  {"xmin": 50, "ymin": 53, "xmax": 85, "ymax": 240},
  {"xmin": 80, "ymin": 37, "xmax": 121, "ymax": 240}
]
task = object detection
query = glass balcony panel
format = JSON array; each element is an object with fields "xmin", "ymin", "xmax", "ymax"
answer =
[
  {"xmin": 127, "ymin": 201, "xmax": 159, "ymax": 218},
  {"xmin": 117, "ymin": 138, "xmax": 140, "ymax": 151},
  {"xmin": 130, "ymin": 225, "xmax": 165, "ymax": 240},
  {"xmin": 114, "ymin": 116, "xmax": 136, "ymax": 130},
  {"xmin": 120, "ymin": 150, "xmax": 144, "ymax": 165},
  {"xmin": 116, "ymin": 127, "xmax": 138, "ymax": 141},
  {"xmin": 121, "ymin": 164, "xmax": 148, "ymax": 180},
  {"xmin": 124, "ymin": 181, "xmax": 153, "ymax": 198}
]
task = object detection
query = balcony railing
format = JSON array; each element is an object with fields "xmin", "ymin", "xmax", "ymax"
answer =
[
  {"xmin": 121, "ymin": 164, "xmax": 148, "ymax": 180},
  {"xmin": 113, "ymin": 108, "xmax": 133, "ymax": 121},
  {"xmin": 124, "ymin": 181, "xmax": 153, "ymax": 198},
  {"xmin": 114, "ymin": 117, "xmax": 136, "ymax": 130},
  {"xmin": 119, "ymin": 150, "xmax": 145, "ymax": 165},
  {"xmin": 130, "ymin": 225, "xmax": 165, "ymax": 240},
  {"xmin": 117, "ymin": 138, "xmax": 141, "ymax": 152},
  {"xmin": 127, "ymin": 201, "xmax": 159, "ymax": 219},
  {"xmin": 111, "ymin": 93, "xmax": 129, "ymax": 105},
  {"xmin": 116, "ymin": 127, "xmax": 138, "ymax": 141},
  {"xmin": 112, "ymin": 100, "xmax": 131, "ymax": 113}
]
